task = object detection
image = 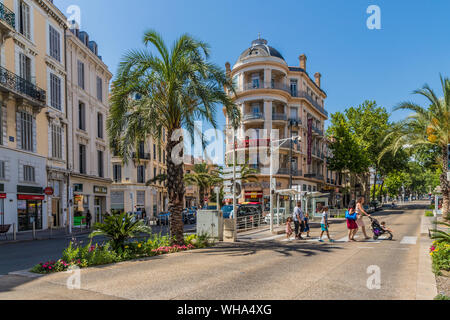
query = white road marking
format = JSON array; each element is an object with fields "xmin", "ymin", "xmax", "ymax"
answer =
[
  {"xmin": 257, "ymin": 234, "xmax": 285, "ymax": 241},
  {"xmin": 400, "ymin": 236, "xmax": 418, "ymax": 245}
]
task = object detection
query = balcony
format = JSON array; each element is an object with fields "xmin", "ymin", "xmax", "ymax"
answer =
[
  {"xmin": 243, "ymin": 112, "xmax": 264, "ymax": 122},
  {"xmin": 277, "ymin": 168, "xmax": 299, "ymax": 176},
  {"xmin": 239, "ymin": 82, "xmax": 291, "ymax": 95},
  {"xmin": 296, "ymin": 91, "xmax": 328, "ymax": 117},
  {"xmin": 304, "ymin": 173, "xmax": 325, "ymax": 181},
  {"xmin": 272, "ymin": 113, "xmax": 287, "ymax": 121},
  {"xmin": 0, "ymin": 2, "xmax": 15, "ymax": 33},
  {"xmin": 0, "ymin": 66, "xmax": 46, "ymax": 108},
  {"xmin": 132, "ymin": 152, "xmax": 151, "ymax": 160}
]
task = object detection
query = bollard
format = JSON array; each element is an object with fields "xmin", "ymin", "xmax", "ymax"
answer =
[
  {"xmin": 32, "ymin": 221, "xmax": 36, "ymax": 240},
  {"xmin": 13, "ymin": 223, "xmax": 16, "ymax": 241}
]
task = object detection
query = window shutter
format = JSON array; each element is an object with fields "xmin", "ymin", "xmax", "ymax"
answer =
[{"xmin": 16, "ymin": 112, "xmax": 21, "ymax": 149}]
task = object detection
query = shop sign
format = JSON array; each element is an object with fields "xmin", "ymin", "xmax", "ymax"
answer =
[
  {"xmin": 0, "ymin": 193, "xmax": 6, "ymax": 199},
  {"xmin": 94, "ymin": 186, "xmax": 108, "ymax": 194},
  {"xmin": 44, "ymin": 187, "xmax": 54, "ymax": 196},
  {"xmin": 17, "ymin": 194, "xmax": 45, "ymax": 200}
]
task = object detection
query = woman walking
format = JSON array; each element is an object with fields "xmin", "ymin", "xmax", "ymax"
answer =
[
  {"xmin": 356, "ymin": 197, "xmax": 371, "ymax": 240},
  {"xmin": 346, "ymin": 200, "xmax": 358, "ymax": 241}
]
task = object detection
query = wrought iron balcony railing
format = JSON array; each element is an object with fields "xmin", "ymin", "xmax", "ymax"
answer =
[
  {"xmin": 0, "ymin": 2, "xmax": 15, "ymax": 29},
  {"xmin": 243, "ymin": 113, "xmax": 264, "ymax": 121},
  {"xmin": 132, "ymin": 152, "xmax": 151, "ymax": 160},
  {"xmin": 272, "ymin": 113, "xmax": 287, "ymax": 121},
  {"xmin": 0, "ymin": 66, "xmax": 46, "ymax": 104}
]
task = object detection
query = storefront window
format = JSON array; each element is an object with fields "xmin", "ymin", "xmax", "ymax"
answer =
[
  {"xmin": 0, "ymin": 197, "xmax": 4, "ymax": 225},
  {"xmin": 17, "ymin": 199, "xmax": 43, "ymax": 231},
  {"xmin": 111, "ymin": 191, "xmax": 124, "ymax": 214}
]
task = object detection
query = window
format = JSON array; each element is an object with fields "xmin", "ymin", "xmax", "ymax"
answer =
[
  {"xmin": 20, "ymin": 111, "xmax": 33, "ymax": 151},
  {"xmin": 50, "ymin": 73, "xmax": 61, "ymax": 110},
  {"xmin": 251, "ymin": 103, "xmax": 261, "ymax": 115},
  {"xmin": 0, "ymin": 161, "xmax": 5, "ymax": 179},
  {"xmin": 97, "ymin": 113, "xmax": 103, "ymax": 139},
  {"xmin": 113, "ymin": 164, "xmax": 122, "ymax": 183},
  {"xmin": 79, "ymin": 144, "xmax": 86, "ymax": 174},
  {"xmin": 49, "ymin": 25, "xmax": 61, "ymax": 61},
  {"xmin": 19, "ymin": 1, "xmax": 31, "ymax": 39},
  {"xmin": 153, "ymin": 167, "xmax": 156, "ymax": 180},
  {"xmin": 19, "ymin": 53, "xmax": 31, "ymax": 81},
  {"xmin": 251, "ymin": 74, "xmax": 260, "ymax": 89},
  {"xmin": 290, "ymin": 80, "xmax": 298, "ymax": 97},
  {"xmin": 51, "ymin": 124, "xmax": 62, "ymax": 159},
  {"xmin": 78, "ymin": 102, "xmax": 86, "ymax": 130},
  {"xmin": 158, "ymin": 147, "xmax": 161, "ymax": 162},
  {"xmin": 138, "ymin": 141, "xmax": 145, "ymax": 157},
  {"xmin": 137, "ymin": 165, "xmax": 145, "ymax": 184},
  {"xmin": 289, "ymin": 107, "xmax": 298, "ymax": 121},
  {"xmin": 23, "ymin": 165, "xmax": 35, "ymax": 182},
  {"xmin": 77, "ymin": 61, "xmax": 85, "ymax": 89},
  {"xmin": 96, "ymin": 76, "xmax": 103, "ymax": 102},
  {"xmin": 97, "ymin": 150, "xmax": 104, "ymax": 178},
  {"xmin": 153, "ymin": 144, "xmax": 156, "ymax": 160}
]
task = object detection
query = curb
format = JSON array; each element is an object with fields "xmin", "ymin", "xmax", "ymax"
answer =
[
  {"xmin": 8, "ymin": 269, "xmax": 44, "ymax": 279},
  {"xmin": 416, "ymin": 214, "xmax": 438, "ymax": 300}
]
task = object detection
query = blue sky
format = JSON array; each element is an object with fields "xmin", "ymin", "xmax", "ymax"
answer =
[{"xmin": 55, "ymin": 0, "xmax": 450, "ymax": 131}]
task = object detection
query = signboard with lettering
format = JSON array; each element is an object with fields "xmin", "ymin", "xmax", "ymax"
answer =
[
  {"xmin": 94, "ymin": 186, "xmax": 108, "ymax": 194},
  {"xmin": 307, "ymin": 118, "xmax": 313, "ymax": 165}
]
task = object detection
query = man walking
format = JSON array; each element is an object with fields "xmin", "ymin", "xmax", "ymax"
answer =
[{"xmin": 293, "ymin": 201, "xmax": 305, "ymax": 240}]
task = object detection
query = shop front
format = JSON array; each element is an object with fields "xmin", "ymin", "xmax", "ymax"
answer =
[
  {"xmin": 17, "ymin": 194, "xmax": 44, "ymax": 232},
  {"xmin": 93, "ymin": 185, "xmax": 108, "ymax": 224},
  {"xmin": 110, "ymin": 190, "xmax": 125, "ymax": 215}
]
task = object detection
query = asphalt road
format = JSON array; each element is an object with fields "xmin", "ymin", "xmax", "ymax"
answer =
[
  {"xmin": 0, "ymin": 224, "xmax": 196, "ymax": 275},
  {"xmin": 0, "ymin": 204, "xmax": 429, "ymax": 300}
]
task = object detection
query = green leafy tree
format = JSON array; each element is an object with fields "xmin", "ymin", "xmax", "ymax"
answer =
[
  {"xmin": 107, "ymin": 30, "xmax": 240, "ymax": 244},
  {"xmin": 184, "ymin": 162, "xmax": 222, "ymax": 206},
  {"xmin": 90, "ymin": 213, "xmax": 152, "ymax": 251}
]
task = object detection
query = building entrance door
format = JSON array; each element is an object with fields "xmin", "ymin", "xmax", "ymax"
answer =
[
  {"xmin": 52, "ymin": 198, "xmax": 61, "ymax": 227},
  {"xmin": 94, "ymin": 197, "xmax": 102, "ymax": 224}
]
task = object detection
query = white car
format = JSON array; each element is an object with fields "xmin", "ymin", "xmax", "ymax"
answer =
[{"xmin": 264, "ymin": 208, "xmax": 286, "ymax": 224}]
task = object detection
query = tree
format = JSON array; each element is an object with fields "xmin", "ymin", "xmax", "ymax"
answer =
[
  {"xmin": 381, "ymin": 76, "xmax": 450, "ymax": 219},
  {"xmin": 108, "ymin": 30, "xmax": 241, "ymax": 244},
  {"xmin": 184, "ymin": 162, "xmax": 221, "ymax": 206}
]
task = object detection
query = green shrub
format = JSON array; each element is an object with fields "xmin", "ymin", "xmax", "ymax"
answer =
[
  {"xmin": 434, "ymin": 294, "xmax": 450, "ymax": 300},
  {"xmin": 425, "ymin": 211, "xmax": 434, "ymax": 217},
  {"xmin": 430, "ymin": 241, "xmax": 450, "ymax": 275},
  {"xmin": 89, "ymin": 212, "xmax": 152, "ymax": 251}
]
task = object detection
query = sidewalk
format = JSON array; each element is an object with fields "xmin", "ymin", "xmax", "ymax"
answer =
[{"xmin": 0, "ymin": 228, "xmax": 91, "ymax": 245}]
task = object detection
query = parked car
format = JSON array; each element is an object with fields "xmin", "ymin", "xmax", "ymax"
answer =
[
  {"xmin": 369, "ymin": 200, "xmax": 382, "ymax": 212},
  {"xmin": 182, "ymin": 209, "xmax": 196, "ymax": 224},
  {"xmin": 157, "ymin": 212, "xmax": 170, "ymax": 225}
]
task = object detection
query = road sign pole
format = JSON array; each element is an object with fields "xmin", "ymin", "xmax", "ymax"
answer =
[
  {"xmin": 233, "ymin": 127, "xmax": 237, "ymax": 242},
  {"xmin": 270, "ymin": 136, "xmax": 274, "ymax": 234}
]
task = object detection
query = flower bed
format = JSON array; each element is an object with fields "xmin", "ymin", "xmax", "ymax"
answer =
[
  {"xmin": 430, "ymin": 241, "xmax": 450, "ymax": 275},
  {"xmin": 31, "ymin": 233, "xmax": 212, "ymax": 274}
]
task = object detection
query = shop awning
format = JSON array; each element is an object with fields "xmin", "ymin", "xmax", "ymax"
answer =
[{"xmin": 17, "ymin": 194, "xmax": 45, "ymax": 200}]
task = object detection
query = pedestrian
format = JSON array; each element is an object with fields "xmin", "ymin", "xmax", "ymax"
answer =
[
  {"xmin": 86, "ymin": 210, "xmax": 92, "ymax": 230},
  {"xmin": 142, "ymin": 208, "xmax": 147, "ymax": 225},
  {"xmin": 286, "ymin": 217, "xmax": 294, "ymax": 239},
  {"xmin": 319, "ymin": 206, "xmax": 334, "ymax": 242},
  {"xmin": 293, "ymin": 201, "xmax": 305, "ymax": 240},
  {"xmin": 356, "ymin": 197, "xmax": 371, "ymax": 240},
  {"xmin": 346, "ymin": 200, "xmax": 358, "ymax": 242},
  {"xmin": 303, "ymin": 211, "xmax": 311, "ymax": 238}
]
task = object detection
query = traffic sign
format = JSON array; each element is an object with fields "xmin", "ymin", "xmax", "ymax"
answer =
[
  {"xmin": 221, "ymin": 172, "xmax": 242, "ymax": 180},
  {"xmin": 222, "ymin": 166, "xmax": 241, "ymax": 174}
]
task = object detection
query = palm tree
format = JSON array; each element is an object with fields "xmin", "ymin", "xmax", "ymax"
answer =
[
  {"xmin": 381, "ymin": 75, "xmax": 450, "ymax": 219},
  {"xmin": 107, "ymin": 30, "xmax": 241, "ymax": 244},
  {"xmin": 184, "ymin": 162, "xmax": 221, "ymax": 206},
  {"xmin": 89, "ymin": 212, "xmax": 152, "ymax": 251}
]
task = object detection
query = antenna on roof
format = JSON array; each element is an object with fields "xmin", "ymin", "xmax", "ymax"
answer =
[{"xmin": 258, "ymin": 32, "xmax": 261, "ymax": 40}]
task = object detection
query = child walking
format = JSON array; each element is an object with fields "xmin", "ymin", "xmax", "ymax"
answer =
[
  {"xmin": 319, "ymin": 207, "xmax": 334, "ymax": 242},
  {"xmin": 286, "ymin": 217, "xmax": 294, "ymax": 239}
]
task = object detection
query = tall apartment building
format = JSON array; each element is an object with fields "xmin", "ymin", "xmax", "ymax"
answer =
[
  {"xmin": 224, "ymin": 38, "xmax": 341, "ymax": 212},
  {"xmin": 66, "ymin": 23, "xmax": 112, "ymax": 225},
  {"xmin": 0, "ymin": 0, "xmax": 68, "ymax": 233},
  {"xmin": 111, "ymin": 131, "xmax": 168, "ymax": 217}
]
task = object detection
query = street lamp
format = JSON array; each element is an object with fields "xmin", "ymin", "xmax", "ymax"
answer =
[{"xmin": 269, "ymin": 134, "xmax": 300, "ymax": 233}]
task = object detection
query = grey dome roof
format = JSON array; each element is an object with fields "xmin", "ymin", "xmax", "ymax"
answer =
[{"xmin": 237, "ymin": 38, "xmax": 285, "ymax": 62}]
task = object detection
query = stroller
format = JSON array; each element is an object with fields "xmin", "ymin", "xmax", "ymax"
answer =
[{"xmin": 369, "ymin": 216, "xmax": 393, "ymax": 240}]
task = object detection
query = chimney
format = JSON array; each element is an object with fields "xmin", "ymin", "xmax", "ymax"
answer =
[
  {"xmin": 299, "ymin": 54, "xmax": 307, "ymax": 70},
  {"xmin": 314, "ymin": 72, "xmax": 322, "ymax": 88}
]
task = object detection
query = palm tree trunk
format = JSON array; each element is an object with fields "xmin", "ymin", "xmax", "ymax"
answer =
[
  {"xmin": 441, "ymin": 145, "xmax": 450, "ymax": 219},
  {"xmin": 166, "ymin": 130, "xmax": 186, "ymax": 245}
]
